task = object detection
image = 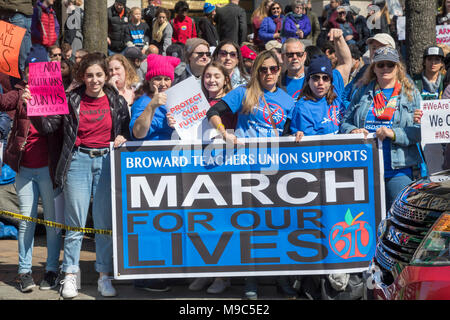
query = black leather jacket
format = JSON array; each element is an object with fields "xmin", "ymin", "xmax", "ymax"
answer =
[{"xmin": 30, "ymin": 84, "xmax": 130, "ymax": 188}]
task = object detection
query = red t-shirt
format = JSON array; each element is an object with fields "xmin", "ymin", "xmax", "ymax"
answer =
[
  {"xmin": 21, "ymin": 123, "xmax": 49, "ymax": 168},
  {"xmin": 75, "ymin": 94, "xmax": 113, "ymax": 148}
]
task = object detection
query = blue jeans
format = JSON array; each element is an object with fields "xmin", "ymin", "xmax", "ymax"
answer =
[
  {"xmin": 15, "ymin": 166, "xmax": 61, "ymax": 274},
  {"xmin": 62, "ymin": 149, "xmax": 113, "ymax": 274},
  {"xmin": 385, "ymin": 173, "xmax": 413, "ymax": 213},
  {"xmin": 9, "ymin": 13, "xmax": 32, "ymax": 73}
]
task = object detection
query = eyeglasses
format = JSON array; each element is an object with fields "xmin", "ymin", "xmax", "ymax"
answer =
[
  {"xmin": 375, "ymin": 61, "xmax": 396, "ymax": 69},
  {"xmin": 194, "ymin": 51, "xmax": 211, "ymax": 58},
  {"xmin": 259, "ymin": 65, "xmax": 280, "ymax": 74},
  {"xmin": 311, "ymin": 74, "xmax": 331, "ymax": 82},
  {"xmin": 285, "ymin": 51, "xmax": 305, "ymax": 59},
  {"xmin": 218, "ymin": 50, "xmax": 238, "ymax": 59},
  {"xmin": 51, "ymin": 53, "xmax": 62, "ymax": 57}
]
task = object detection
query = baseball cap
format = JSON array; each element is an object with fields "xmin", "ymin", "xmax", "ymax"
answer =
[
  {"xmin": 372, "ymin": 46, "xmax": 400, "ymax": 63},
  {"xmin": 265, "ymin": 40, "xmax": 282, "ymax": 51},
  {"xmin": 423, "ymin": 46, "xmax": 444, "ymax": 59},
  {"xmin": 366, "ymin": 33, "xmax": 396, "ymax": 49},
  {"xmin": 124, "ymin": 47, "xmax": 147, "ymax": 61}
]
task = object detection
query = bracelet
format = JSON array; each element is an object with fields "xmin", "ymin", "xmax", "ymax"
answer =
[{"xmin": 392, "ymin": 130, "xmax": 396, "ymax": 142}]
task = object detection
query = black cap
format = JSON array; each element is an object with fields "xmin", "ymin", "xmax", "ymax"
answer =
[
  {"xmin": 124, "ymin": 47, "xmax": 146, "ymax": 61},
  {"xmin": 423, "ymin": 46, "xmax": 444, "ymax": 59}
]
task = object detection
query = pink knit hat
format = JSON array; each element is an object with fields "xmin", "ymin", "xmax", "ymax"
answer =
[{"xmin": 145, "ymin": 54, "xmax": 181, "ymax": 82}]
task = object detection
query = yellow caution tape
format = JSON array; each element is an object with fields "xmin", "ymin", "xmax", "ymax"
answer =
[{"xmin": 0, "ymin": 210, "xmax": 112, "ymax": 235}]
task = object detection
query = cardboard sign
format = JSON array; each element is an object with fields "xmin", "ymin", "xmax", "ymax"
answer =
[
  {"xmin": 27, "ymin": 62, "xmax": 69, "ymax": 116},
  {"xmin": 0, "ymin": 21, "xmax": 26, "ymax": 78},
  {"xmin": 165, "ymin": 77, "xmax": 213, "ymax": 141},
  {"xmin": 420, "ymin": 99, "xmax": 450, "ymax": 144},
  {"xmin": 111, "ymin": 135, "xmax": 385, "ymax": 280}
]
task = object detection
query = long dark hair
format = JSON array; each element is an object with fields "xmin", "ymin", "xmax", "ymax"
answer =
[
  {"xmin": 201, "ymin": 61, "xmax": 232, "ymax": 99},
  {"xmin": 212, "ymin": 40, "xmax": 249, "ymax": 78},
  {"xmin": 298, "ymin": 77, "xmax": 337, "ymax": 105}
]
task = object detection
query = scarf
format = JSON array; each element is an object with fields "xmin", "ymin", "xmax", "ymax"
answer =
[
  {"xmin": 152, "ymin": 20, "xmax": 168, "ymax": 43},
  {"xmin": 271, "ymin": 15, "xmax": 283, "ymax": 34},
  {"xmin": 373, "ymin": 81, "xmax": 402, "ymax": 121},
  {"xmin": 421, "ymin": 72, "xmax": 442, "ymax": 95}
]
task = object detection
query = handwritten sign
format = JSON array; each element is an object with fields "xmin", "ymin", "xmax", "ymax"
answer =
[
  {"xmin": 27, "ymin": 62, "xmax": 69, "ymax": 116},
  {"xmin": 420, "ymin": 99, "xmax": 450, "ymax": 144},
  {"xmin": 436, "ymin": 25, "xmax": 450, "ymax": 45},
  {"xmin": 165, "ymin": 76, "xmax": 213, "ymax": 141},
  {"xmin": 0, "ymin": 21, "xmax": 26, "ymax": 78}
]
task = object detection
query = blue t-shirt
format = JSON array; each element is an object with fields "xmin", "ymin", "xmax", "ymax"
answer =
[
  {"xmin": 288, "ymin": 70, "xmax": 345, "ymax": 136},
  {"xmin": 222, "ymin": 85, "xmax": 295, "ymax": 138},
  {"xmin": 364, "ymin": 88, "xmax": 412, "ymax": 178},
  {"xmin": 129, "ymin": 94, "xmax": 174, "ymax": 141}
]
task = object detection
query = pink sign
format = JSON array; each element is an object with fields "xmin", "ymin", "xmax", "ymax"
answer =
[{"xmin": 27, "ymin": 61, "xmax": 69, "ymax": 116}]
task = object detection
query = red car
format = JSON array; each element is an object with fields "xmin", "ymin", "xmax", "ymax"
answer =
[{"xmin": 367, "ymin": 170, "xmax": 450, "ymax": 300}]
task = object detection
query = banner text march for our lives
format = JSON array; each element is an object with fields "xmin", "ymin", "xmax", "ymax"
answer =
[
  {"xmin": 27, "ymin": 61, "xmax": 69, "ymax": 116},
  {"xmin": 111, "ymin": 135, "xmax": 385, "ymax": 280}
]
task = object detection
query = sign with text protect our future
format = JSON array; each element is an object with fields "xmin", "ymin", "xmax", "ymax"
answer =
[
  {"xmin": 0, "ymin": 21, "xmax": 26, "ymax": 78},
  {"xmin": 27, "ymin": 61, "xmax": 69, "ymax": 116},
  {"xmin": 111, "ymin": 135, "xmax": 385, "ymax": 279}
]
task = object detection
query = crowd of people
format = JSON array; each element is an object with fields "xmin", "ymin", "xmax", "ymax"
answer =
[{"xmin": 0, "ymin": 0, "xmax": 449, "ymax": 301}]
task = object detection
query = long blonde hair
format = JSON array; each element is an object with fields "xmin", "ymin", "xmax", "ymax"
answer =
[
  {"xmin": 242, "ymin": 50, "xmax": 281, "ymax": 114},
  {"xmin": 358, "ymin": 60, "xmax": 415, "ymax": 101},
  {"xmin": 251, "ymin": 0, "xmax": 273, "ymax": 21}
]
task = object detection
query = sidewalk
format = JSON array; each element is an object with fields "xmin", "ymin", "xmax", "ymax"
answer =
[{"xmin": 0, "ymin": 234, "xmax": 293, "ymax": 300}]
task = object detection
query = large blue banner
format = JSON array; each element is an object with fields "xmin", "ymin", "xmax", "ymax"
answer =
[{"xmin": 111, "ymin": 135, "xmax": 384, "ymax": 279}]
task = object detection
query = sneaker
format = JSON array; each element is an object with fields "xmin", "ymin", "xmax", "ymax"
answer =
[
  {"xmin": 188, "ymin": 278, "xmax": 211, "ymax": 291},
  {"xmin": 18, "ymin": 273, "xmax": 35, "ymax": 293},
  {"xmin": 244, "ymin": 277, "xmax": 258, "ymax": 300},
  {"xmin": 39, "ymin": 271, "xmax": 60, "ymax": 290},
  {"xmin": 136, "ymin": 279, "xmax": 170, "ymax": 292},
  {"xmin": 207, "ymin": 278, "xmax": 230, "ymax": 294},
  {"xmin": 98, "ymin": 275, "xmax": 117, "ymax": 297},
  {"xmin": 60, "ymin": 274, "xmax": 78, "ymax": 299}
]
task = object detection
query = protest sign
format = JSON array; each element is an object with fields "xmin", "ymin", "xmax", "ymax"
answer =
[
  {"xmin": 165, "ymin": 77, "xmax": 213, "ymax": 141},
  {"xmin": 0, "ymin": 21, "xmax": 26, "ymax": 78},
  {"xmin": 420, "ymin": 99, "xmax": 450, "ymax": 144},
  {"xmin": 111, "ymin": 135, "xmax": 385, "ymax": 280},
  {"xmin": 27, "ymin": 61, "xmax": 69, "ymax": 116},
  {"xmin": 436, "ymin": 25, "xmax": 450, "ymax": 45}
]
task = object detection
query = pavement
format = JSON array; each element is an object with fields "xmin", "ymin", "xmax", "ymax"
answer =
[{"xmin": 0, "ymin": 233, "xmax": 299, "ymax": 301}]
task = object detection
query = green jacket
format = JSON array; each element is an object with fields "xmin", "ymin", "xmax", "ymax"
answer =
[{"xmin": 0, "ymin": 0, "xmax": 33, "ymax": 16}]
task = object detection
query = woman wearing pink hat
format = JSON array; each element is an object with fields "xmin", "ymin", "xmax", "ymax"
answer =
[{"xmin": 130, "ymin": 54, "xmax": 181, "ymax": 141}]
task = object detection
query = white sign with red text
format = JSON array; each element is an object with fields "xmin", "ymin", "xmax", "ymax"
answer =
[
  {"xmin": 436, "ymin": 25, "xmax": 450, "ymax": 45},
  {"xmin": 420, "ymin": 99, "xmax": 450, "ymax": 144},
  {"xmin": 165, "ymin": 76, "xmax": 213, "ymax": 141}
]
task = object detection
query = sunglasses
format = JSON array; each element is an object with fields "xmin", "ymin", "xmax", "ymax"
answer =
[
  {"xmin": 311, "ymin": 74, "xmax": 331, "ymax": 82},
  {"xmin": 51, "ymin": 53, "xmax": 62, "ymax": 57},
  {"xmin": 259, "ymin": 65, "xmax": 280, "ymax": 74},
  {"xmin": 218, "ymin": 50, "xmax": 238, "ymax": 59},
  {"xmin": 338, "ymin": 11, "xmax": 346, "ymax": 15},
  {"xmin": 375, "ymin": 61, "xmax": 396, "ymax": 69},
  {"xmin": 272, "ymin": 6, "xmax": 281, "ymax": 10},
  {"xmin": 194, "ymin": 51, "xmax": 211, "ymax": 58},
  {"xmin": 285, "ymin": 51, "xmax": 305, "ymax": 59}
]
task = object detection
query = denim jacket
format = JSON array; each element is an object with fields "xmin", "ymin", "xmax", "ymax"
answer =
[{"xmin": 340, "ymin": 80, "xmax": 422, "ymax": 170}]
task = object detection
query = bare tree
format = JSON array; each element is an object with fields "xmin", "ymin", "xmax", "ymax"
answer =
[
  {"xmin": 82, "ymin": 0, "xmax": 108, "ymax": 54},
  {"xmin": 405, "ymin": 0, "xmax": 436, "ymax": 75}
]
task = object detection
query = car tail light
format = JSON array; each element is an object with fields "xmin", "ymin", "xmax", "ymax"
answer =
[{"xmin": 411, "ymin": 213, "xmax": 450, "ymax": 266}]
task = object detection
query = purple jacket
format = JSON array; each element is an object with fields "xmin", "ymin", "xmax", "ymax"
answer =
[{"xmin": 281, "ymin": 13, "xmax": 311, "ymax": 41}]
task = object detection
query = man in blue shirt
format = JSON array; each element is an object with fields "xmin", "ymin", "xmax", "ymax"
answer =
[{"xmin": 281, "ymin": 29, "xmax": 353, "ymax": 99}]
